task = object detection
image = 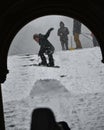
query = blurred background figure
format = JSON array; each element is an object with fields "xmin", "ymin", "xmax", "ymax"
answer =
[
  {"xmin": 57, "ymin": 21, "xmax": 70, "ymax": 50},
  {"xmin": 30, "ymin": 107, "xmax": 61, "ymax": 130},
  {"xmin": 58, "ymin": 121, "xmax": 71, "ymax": 130},
  {"xmin": 91, "ymin": 33, "xmax": 99, "ymax": 47},
  {"xmin": 73, "ymin": 19, "xmax": 82, "ymax": 49}
]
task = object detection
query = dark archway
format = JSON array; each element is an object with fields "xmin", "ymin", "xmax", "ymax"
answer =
[{"xmin": 0, "ymin": 1, "xmax": 104, "ymax": 129}]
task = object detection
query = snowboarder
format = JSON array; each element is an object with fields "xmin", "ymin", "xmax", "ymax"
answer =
[
  {"xmin": 73, "ymin": 19, "xmax": 82, "ymax": 49},
  {"xmin": 33, "ymin": 28, "xmax": 55, "ymax": 67},
  {"xmin": 57, "ymin": 21, "xmax": 69, "ymax": 50}
]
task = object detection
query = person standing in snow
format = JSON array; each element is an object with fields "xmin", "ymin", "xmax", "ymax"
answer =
[
  {"xmin": 91, "ymin": 33, "xmax": 99, "ymax": 47},
  {"xmin": 57, "ymin": 21, "xmax": 69, "ymax": 50},
  {"xmin": 73, "ymin": 19, "xmax": 82, "ymax": 49},
  {"xmin": 30, "ymin": 107, "xmax": 61, "ymax": 130},
  {"xmin": 33, "ymin": 28, "xmax": 55, "ymax": 67}
]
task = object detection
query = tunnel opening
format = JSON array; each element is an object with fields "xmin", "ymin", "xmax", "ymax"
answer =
[
  {"xmin": 0, "ymin": 1, "xmax": 104, "ymax": 130},
  {"xmin": 2, "ymin": 15, "xmax": 104, "ymax": 130}
]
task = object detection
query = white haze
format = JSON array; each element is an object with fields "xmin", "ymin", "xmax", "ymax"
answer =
[{"xmin": 8, "ymin": 15, "xmax": 93, "ymax": 56}]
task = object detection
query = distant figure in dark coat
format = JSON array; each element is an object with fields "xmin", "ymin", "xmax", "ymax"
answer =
[
  {"xmin": 91, "ymin": 33, "xmax": 99, "ymax": 47},
  {"xmin": 73, "ymin": 19, "xmax": 82, "ymax": 49},
  {"xmin": 33, "ymin": 28, "xmax": 55, "ymax": 67},
  {"xmin": 30, "ymin": 107, "xmax": 61, "ymax": 130},
  {"xmin": 58, "ymin": 121, "xmax": 71, "ymax": 130},
  {"xmin": 57, "ymin": 21, "xmax": 69, "ymax": 50}
]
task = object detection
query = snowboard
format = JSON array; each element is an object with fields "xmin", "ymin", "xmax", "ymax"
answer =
[{"xmin": 32, "ymin": 64, "xmax": 60, "ymax": 68}]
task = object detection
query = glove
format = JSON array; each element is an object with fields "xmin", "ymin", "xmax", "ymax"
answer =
[{"xmin": 50, "ymin": 28, "xmax": 54, "ymax": 31}]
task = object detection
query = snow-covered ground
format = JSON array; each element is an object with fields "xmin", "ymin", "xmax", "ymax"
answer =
[{"xmin": 2, "ymin": 47, "xmax": 104, "ymax": 130}]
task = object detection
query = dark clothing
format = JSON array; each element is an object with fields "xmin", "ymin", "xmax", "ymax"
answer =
[
  {"xmin": 39, "ymin": 51, "xmax": 54, "ymax": 66},
  {"xmin": 91, "ymin": 34, "xmax": 99, "ymax": 47},
  {"xmin": 58, "ymin": 23, "xmax": 69, "ymax": 50},
  {"xmin": 58, "ymin": 27, "xmax": 69, "ymax": 42},
  {"xmin": 38, "ymin": 31, "xmax": 54, "ymax": 52},
  {"xmin": 73, "ymin": 19, "xmax": 82, "ymax": 49},
  {"xmin": 73, "ymin": 19, "xmax": 81, "ymax": 35},
  {"xmin": 38, "ymin": 28, "xmax": 55, "ymax": 66},
  {"xmin": 60, "ymin": 40, "xmax": 69, "ymax": 50}
]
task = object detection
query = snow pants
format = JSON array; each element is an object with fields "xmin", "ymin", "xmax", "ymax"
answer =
[
  {"xmin": 39, "ymin": 48, "xmax": 54, "ymax": 66},
  {"xmin": 74, "ymin": 33, "xmax": 82, "ymax": 49},
  {"xmin": 60, "ymin": 40, "xmax": 69, "ymax": 50}
]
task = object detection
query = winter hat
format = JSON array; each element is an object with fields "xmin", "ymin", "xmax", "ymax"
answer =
[{"xmin": 60, "ymin": 21, "xmax": 64, "ymax": 26}]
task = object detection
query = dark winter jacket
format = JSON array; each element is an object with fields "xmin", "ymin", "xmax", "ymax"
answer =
[
  {"xmin": 73, "ymin": 19, "xmax": 81, "ymax": 34},
  {"xmin": 57, "ymin": 26, "xmax": 69, "ymax": 42},
  {"xmin": 38, "ymin": 28, "xmax": 55, "ymax": 55}
]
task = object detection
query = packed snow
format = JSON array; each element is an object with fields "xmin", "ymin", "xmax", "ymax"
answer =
[{"xmin": 2, "ymin": 47, "xmax": 104, "ymax": 130}]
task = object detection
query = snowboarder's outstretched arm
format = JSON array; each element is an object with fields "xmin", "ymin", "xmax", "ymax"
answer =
[{"xmin": 44, "ymin": 28, "xmax": 54, "ymax": 39}]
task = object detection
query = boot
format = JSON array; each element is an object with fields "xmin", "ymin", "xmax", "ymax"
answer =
[
  {"xmin": 47, "ymin": 63, "xmax": 54, "ymax": 67},
  {"xmin": 38, "ymin": 61, "xmax": 47, "ymax": 66}
]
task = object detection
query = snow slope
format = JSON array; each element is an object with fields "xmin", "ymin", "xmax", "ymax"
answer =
[{"xmin": 2, "ymin": 47, "xmax": 104, "ymax": 130}]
